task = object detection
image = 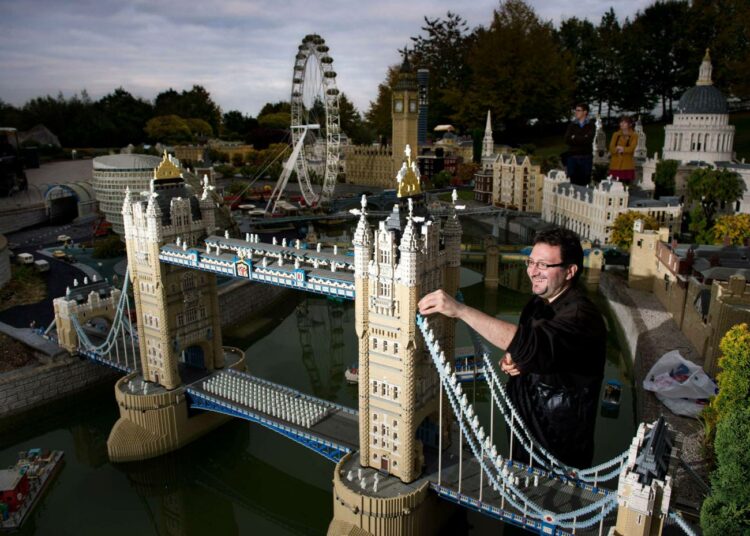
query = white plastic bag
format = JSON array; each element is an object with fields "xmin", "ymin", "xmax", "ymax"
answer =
[{"xmin": 643, "ymin": 350, "xmax": 717, "ymax": 418}]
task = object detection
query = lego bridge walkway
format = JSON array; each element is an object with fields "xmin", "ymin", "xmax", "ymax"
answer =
[{"xmin": 186, "ymin": 369, "xmax": 359, "ymax": 462}]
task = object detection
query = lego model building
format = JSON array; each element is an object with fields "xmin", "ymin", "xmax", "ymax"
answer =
[
  {"xmin": 122, "ymin": 152, "xmax": 224, "ymax": 390},
  {"xmin": 352, "ymin": 158, "xmax": 461, "ymax": 483}
]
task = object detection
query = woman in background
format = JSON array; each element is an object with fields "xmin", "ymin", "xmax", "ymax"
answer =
[{"xmin": 608, "ymin": 115, "xmax": 638, "ymax": 184}]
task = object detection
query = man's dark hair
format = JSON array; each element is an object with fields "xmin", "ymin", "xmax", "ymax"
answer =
[
  {"xmin": 575, "ymin": 102, "xmax": 590, "ymax": 113},
  {"xmin": 533, "ymin": 227, "xmax": 584, "ymax": 284}
]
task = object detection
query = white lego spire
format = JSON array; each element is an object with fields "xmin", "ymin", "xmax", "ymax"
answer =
[{"xmin": 482, "ymin": 109, "xmax": 494, "ymax": 159}]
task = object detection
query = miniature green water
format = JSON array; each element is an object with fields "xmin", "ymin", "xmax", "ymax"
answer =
[{"xmin": 0, "ymin": 268, "xmax": 635, "ymax": 536}]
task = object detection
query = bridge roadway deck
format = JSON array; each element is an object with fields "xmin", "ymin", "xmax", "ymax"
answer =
[{"xmin": 186, "ymin": 370, "xmax": 360, "ymax": 458}]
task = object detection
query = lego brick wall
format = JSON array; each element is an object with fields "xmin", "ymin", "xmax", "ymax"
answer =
[
  {"xmin": 0, "ymin": 356, "xmax": 118, "ymax": 418},
  {"xmin": 0, "ymin": 204, "xmax": 47, "ymax": 235}
]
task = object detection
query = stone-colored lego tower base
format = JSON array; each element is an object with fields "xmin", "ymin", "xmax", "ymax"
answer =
[
  {"xmin": 107, "ymin": 383, "xmax": 230, "ymax": 462},
  {"xmin": 107, "ymin": 352, "xmax": 245, "ymax": 463},
  {"xmin": 327, "ymin": 454, "xmax": 454, "ymax": 536}
]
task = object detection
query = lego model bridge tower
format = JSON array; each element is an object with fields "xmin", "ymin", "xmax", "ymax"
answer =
[{"xmin": 353, "ymin": 193, "xmax": 462, "ymax": 484}]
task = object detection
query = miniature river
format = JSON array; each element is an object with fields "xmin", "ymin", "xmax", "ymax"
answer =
[{"xmin": 0, "ymin": 266, "xmax": 635, "ymax": 535}]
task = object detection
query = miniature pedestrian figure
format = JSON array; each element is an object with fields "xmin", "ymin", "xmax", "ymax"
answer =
[
  {"xmin": 608, "ymin": 115, "xmax": 638, "ymax": 184},
  {"xmin": 563, "ymin": 103, "xmax": 595, "ymax": 186}
]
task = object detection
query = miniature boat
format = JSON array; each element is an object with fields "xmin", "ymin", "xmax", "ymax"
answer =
[
  {"xmin": 344, "ymin": 365, "xmax": 359, "ymax": 384},
  {"xmin": 0, "ymin": 449, "xmax": 64, "ymax": 530},
  {"xmin": 602, "ymin": 379, "xmax": 622, "ymax": 409}
]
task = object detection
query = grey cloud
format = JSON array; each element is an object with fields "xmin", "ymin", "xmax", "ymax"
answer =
[{"xmin": 1, "ymin": 0, "xmax": 647, "ymax": 117}]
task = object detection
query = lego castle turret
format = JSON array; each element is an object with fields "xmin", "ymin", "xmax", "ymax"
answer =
[
  {"xmin": 354, "ymin": 187, "xmax": 461, "ymax": 482},
  {"xmin": 122, "ymin": 152, "xmax": 223, "ymax": 390}
]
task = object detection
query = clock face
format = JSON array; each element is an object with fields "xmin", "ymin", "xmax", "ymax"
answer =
[
  {"xmin": 409, "ymin": 100, "xmax": 417, "ymax": 113},
  {"xmin": 394, "ymin": 99, "xmax": 404, "ymax": 113}
]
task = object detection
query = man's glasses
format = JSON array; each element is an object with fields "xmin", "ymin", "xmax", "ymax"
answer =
[{"xmin": 524, "ymin": 259, "xmax": 566, "ymax": 270}]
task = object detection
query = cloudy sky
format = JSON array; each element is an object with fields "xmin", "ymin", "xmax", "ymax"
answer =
[{"xmin": 1, "ymin": 0, "xmax": 653, "ymax": 117}]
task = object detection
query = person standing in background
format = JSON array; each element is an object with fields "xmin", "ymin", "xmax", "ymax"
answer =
[
  {"xmin": 563, "ymin": 103, "xmax": 595, "ymax": 186},
  {"xmin": 608, "ymin": 115, "xmax": 638, "ymax": 184}
]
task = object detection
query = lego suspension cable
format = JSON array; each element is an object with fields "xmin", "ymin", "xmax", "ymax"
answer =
[
  {"xmin": 418, "ymin": 314, "xmax": 618, "ymax": 529},
  {"xmin": 454, "ymin": 290, "xmax": 629, "ymax": 482}
]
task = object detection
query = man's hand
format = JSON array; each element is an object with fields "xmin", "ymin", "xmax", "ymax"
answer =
[
  {"xmin": 418, "ymin": 290, "xmax": 465, "ymax": 319},
  {"xmin": 500, "ymin": 353, "xmax": 521, "ymax": 376}
]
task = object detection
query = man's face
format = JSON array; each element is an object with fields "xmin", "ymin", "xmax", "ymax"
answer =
[
  {"xmin": 574, "ymin": 106, "xmax": 588, "ymax": 122},
  {"xmin": 526, "ymin": 243, "xmax": 577, "ymax": 301}
]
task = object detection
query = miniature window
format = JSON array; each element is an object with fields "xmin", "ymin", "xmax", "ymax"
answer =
[
  {"xmin": 373, "ymin": 338, "xmax": 378, "ymax": 350},
  {"xmin": 393, "ymin": 387, "xmax": 399, "ymax": 400},
  {"xmin": 393, "ymin": 420, "xmax": 397, "ymax": 427},
  {"xmin": 373, "ymin": 381, "xmax": 378, "ymax": 394},
  {"xmin": 381, "ymin": 384, "xmax": 386, "ymax": 395},
  {"xmin": 383, "ymin": 341, "xmax": 388, "ymax": 352},
  {"xmin": 393, "ymin": 342, "xmax": 399, "ymax": 354},
  {"xmin": 373, "ymin": 413, "xmax": 377, "ymax": 421}
]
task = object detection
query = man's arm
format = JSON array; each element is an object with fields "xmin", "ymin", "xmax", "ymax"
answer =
[
  {"xmin": 417, "ymin": 290, "xmax": 518, "ymax": 351},
  {"xmin": 563, "ymin": 123, "xmax": 575, "ymax": 146}
]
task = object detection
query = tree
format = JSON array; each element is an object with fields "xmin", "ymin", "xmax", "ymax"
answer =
[
  {"xmin": 258, "ymin": 101, "xmax": 291, "ymax": 117},
  {"xmin": 154, "ymin": 85, "xmax": 222, "ymax": 133},
  {"xmin": 687, "ymin": 167, "xmax": 746, "ymax": 230},
  {"xmin": 455, "ymin": 162, "xmax": 479, "ymax": 185},
  {"xmin": 432, "ymin": 170, "xmax": 453, "ymax": 189},
  {"xmin": 0, "ymin": 100, "xmax": 25, "ymax": 130},
  {"xmin": 557, "ymin": 17, "xmax": 598, "ymax": 107},
  {"xmin": 713, "ymin": 213, "xmax": 750, "ymax": 245},
  {"xmin": 713, "ymin": 323, "xmax": 750, "ymax": 422},
  {"xmin": 700, "ymin": 405, "xmax": 750, "ymax": 534},
  {"xmin": 221, "ymin": 110, "xmax": 258, "ymax": 140},
  {"xmin": 458, "ymin": 0, "xmax": 575, "ymax": 130},
  {"xmin": 701, "ymin": 324, "xmax": 750, "ymax": 533},
  {"xmin": 611, "ymin": 211, "xmax": 659, "ymax": 249},
  {"xmin": 258, "ymin": 112, "xmax": 290, "ymax": 130},
  {"xmin": 654, "ymin": 159, "xmax": 679, "ymax": 197},
  {"xmin": 410, "ymin": 12, "xmax": 475, "ymax": 128},
  {"xmin": 688, "ymin": 0, "xmax": 750, "ymax": 100},
  {"xmin": 144, "ymin": 115, "xmax": 192, "ymax": 144},
  {"xmin": 96, "ymin": 88, "xmax": 154, "ymax": 147},
  {"xmin": 590, "ymin": 9, "xmax": 623, "ymax": 118},
  {"xmin": 688, "ymin": 205, "xmax": 712, "ymax": 244},
  {"xmin": 628, "ymin": 1, "xmax": 693, "ymax": 119},
  {"xmin": 365, "ymin": 66, "xmax": 400, "ymax": 141},
  {"xmin": 185, "ymin": 118, "xmax": 213, "ymax": 139},
  {"xmin": 339, "ymin": 93, "xmax": 373, "ymax": 145}
]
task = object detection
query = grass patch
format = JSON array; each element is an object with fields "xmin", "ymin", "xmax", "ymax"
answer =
[{"xmin": 0, "ymin": 265, "xmax": 47, "ymax": 312}]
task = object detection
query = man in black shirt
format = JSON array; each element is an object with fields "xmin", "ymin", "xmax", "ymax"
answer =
[
  {"xmin": 564, "ymin": 103, "xmax": 595, "ymax": 186},
  {"xmin": 418, "ymin": 228, "xmax": 605, "ymax": 468}
]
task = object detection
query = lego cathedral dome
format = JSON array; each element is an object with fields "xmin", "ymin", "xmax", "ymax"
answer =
[{"xmin": 676, "ymin": 84, "xmax": 728, "ymax": 115}]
